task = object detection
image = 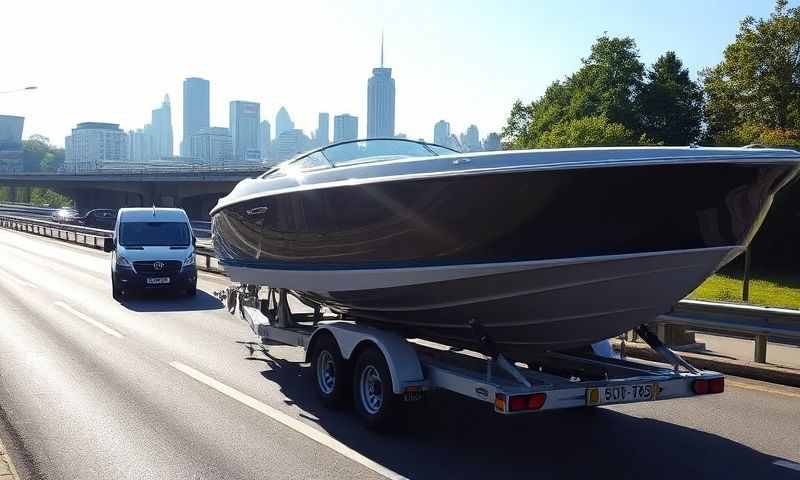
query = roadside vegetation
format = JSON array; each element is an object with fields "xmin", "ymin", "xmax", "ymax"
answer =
[{"xmin": 689, "ymin": 273, "xmax": 800, "ymax": 311}]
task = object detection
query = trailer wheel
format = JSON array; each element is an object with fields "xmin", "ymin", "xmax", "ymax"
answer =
[
  {"xmin": 310, "ymin": 334, "xmax": 350, "ymax": 407},
  {"xmin": 352, "ymin": 346, "xmax": 402, "ymax": 430}
]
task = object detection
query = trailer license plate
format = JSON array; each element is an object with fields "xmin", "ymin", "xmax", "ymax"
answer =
[
  {"xmin": 146, "ymin": 277, "xmax": 170, "ymax": 284},
  {"xmin": 586, "ymin": 384, "xmax": 656, "ymax": 406}
]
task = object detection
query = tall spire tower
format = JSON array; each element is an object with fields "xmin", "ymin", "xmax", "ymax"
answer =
[{"xmin": 367, "ymin": 30, "xmax": 396, "ymax": 138}]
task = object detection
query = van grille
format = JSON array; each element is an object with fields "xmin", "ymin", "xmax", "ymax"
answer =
[{"xmin": 133, "ymin": 260, "xmax": 182, "ymax": 274}]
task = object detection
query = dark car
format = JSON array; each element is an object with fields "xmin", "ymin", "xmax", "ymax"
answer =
[
  {"xmin": 51, "ymin": 208, "xmax": 80, "ymax": 224},
  {"xmin": 82, "ymin": 209, "xmax": 117, "ymax": 229}
]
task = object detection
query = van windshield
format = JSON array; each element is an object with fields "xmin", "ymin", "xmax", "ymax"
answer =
[{"xmin": 119, "ymin": 222, "xmax": 191, "ymax": 247}]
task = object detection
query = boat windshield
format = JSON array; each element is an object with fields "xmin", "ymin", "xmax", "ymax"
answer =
[{"xmin": 261, "ymin": 138, "xmax": 457, "ymax": 178}]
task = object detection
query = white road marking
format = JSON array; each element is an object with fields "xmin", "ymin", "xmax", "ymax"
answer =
[
  {"xmin": 0, "ymin": 268, "xmax": 38, "ymax": 288},
  {"xmin": 169, "ymin": 361, "xmax": 407, "ymax": 480},
  {"xmin": 54, "ymin": 301, "xmax": 124, "ymax": 338},
  {"xmin": 774, "ymin": 460, "xmax": 800, "ymax": 472}
]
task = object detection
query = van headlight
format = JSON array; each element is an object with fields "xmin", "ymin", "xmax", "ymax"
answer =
[
  {"xmin": 183, "ymin": 254, "xmax": 195, "ymax": 267},
  {"xmin": 116, "ymin": 255, "xmax": 132, "ymax": 267}
]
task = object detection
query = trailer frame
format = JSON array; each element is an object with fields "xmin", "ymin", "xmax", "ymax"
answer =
[{"xmin": 219, "ymin": 286, "xmax": 725, "ymax": 427}]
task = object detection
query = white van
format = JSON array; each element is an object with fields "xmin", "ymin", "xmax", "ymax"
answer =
[{"xmin": 104, "ymin": 208, "xmax": 197, "ymax": 299}]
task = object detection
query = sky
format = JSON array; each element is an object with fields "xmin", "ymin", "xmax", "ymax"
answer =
[{"xmin": 1, "ymin": 0, "xmax": 793, "ymax": 149}]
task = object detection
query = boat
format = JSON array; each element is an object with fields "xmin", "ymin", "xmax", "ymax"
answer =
[{"xmin": 211, "ymin": 138, "xmax": 800, "ymax": 360}]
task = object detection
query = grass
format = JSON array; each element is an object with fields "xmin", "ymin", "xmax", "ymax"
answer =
[{"xmin": 688, "ymin": 273, "xmax": 800, "ymax": 310}]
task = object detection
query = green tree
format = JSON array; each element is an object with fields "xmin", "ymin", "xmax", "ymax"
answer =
[
  {"xmin": 702, "ymin": 0, "xmax": 800, "ymax": 143},
  {"xmin": 638, "ymin": 52, "xmax": 704, "ymax": 145},
  {"xmin": 535, "ymin": 116, "xmax": 638, "ymax": 148},
  {"xmin": 504, "ymin": 35, "xmax": 646, "ymax": 149},
  {"xmin": 22, "ymin": 134, "xmax": 51, "ymax": 172}
]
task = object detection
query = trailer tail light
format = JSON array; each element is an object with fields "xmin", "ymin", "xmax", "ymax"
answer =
[
  {"xmin": 508, "ymin": 393, "xmax": 546, "ymax": 412},
  {"xmin": 693, "ymin": 378, "xmax": 724, "ymax": 395},
  {"xmin": 692, "ymin": 379, "xmax": 708, "ymax": 394},
  {"xmin": 708, "ymin": 377, "xmax": 724, "ymax": 394}
]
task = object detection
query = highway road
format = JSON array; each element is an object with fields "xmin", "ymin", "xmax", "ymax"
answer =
[{"xmin": 0, "ymin": 227, "xmax": 799, "ymax": 479}]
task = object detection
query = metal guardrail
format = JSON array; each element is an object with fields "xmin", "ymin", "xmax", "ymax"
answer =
[
  {"xmin": 1, "ymin": 213, "xmax": 797, "ymax": 363},
  {"xmin": 658, "ymin": 300, "xmax": 800, "ymax": 363},
  {"xmin": 0, "ymin": 214, "xmax": 222, "ymax": 274}
]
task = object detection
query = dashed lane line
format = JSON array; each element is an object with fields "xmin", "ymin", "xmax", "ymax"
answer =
[
  {"xmin": 169, "ymin": 361, "xmax": 407, "ymax": 480},
  {"xmin": 0, "ymin": 269, "xmax": 37, "ymax": 289},
  {"xmin": 54, "ymin": 301, "xmax": 124, "ymax": 339}
]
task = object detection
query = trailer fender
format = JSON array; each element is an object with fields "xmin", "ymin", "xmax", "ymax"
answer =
[{"xmin": 307, "ymin": 323, "xmax": 425, "ymax": 394}]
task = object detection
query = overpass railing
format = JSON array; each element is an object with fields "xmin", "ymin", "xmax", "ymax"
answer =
[{"xmin": 0, "ymin": 214, "xmax": 797, "ymax": 363}]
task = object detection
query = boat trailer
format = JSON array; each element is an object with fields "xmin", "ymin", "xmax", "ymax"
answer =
[{"xmin": 217, "ymin": 284, "xmax": 725, "ymax": 429}]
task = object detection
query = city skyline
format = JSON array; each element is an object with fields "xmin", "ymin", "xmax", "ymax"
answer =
[{"xmin": 2, "ymin": 1, "xmax": 789, "ymax": 150}]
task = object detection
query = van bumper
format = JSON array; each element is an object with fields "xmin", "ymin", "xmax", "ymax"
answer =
[{"xmin": 115, "ymin": 265, "xmax": 197, "ymax": 292}]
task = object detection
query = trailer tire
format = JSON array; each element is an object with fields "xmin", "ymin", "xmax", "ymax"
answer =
[
  {"xmin": 352, "ymin": 345, "xmax": 403, "ymax": 431},
  {"xmin": 310, "ymin": 334, "xmax": 351, "ymax": 408}
]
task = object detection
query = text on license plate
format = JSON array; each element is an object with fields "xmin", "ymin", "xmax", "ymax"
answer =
[
  {"xmin": 586, "ymin": 383, "xmax": 656, "ymax": 405},
  {"xmin": 146, "ymin": 277, "xmax": 170, "ymax": 284}
]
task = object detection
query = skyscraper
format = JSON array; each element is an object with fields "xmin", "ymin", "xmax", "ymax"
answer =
[
  {"xmin": 333, "ymin": 114, "xmax": 359, "ymax": 142},
  {"xmin": 274, "ymin": 129, "xmax": 310, "ymax": 161},
  {"xmin": 229, "ymin": 101, "xmax": 261, "ymax": 161},
  {"xmin": 151, "ymin": 95, "xmax": 173, "ymax": 158},
  {"xmin": 483, "ymin": 132, "xmax": 502, "ymax": 151},
  {"xmin": 460, "ymin": 124, "xmax": 482, "ymax": 152},
  {"xmin": 275, "ymin": 106, "xmax": 294, "ymax": 139},
  {"xmin": 367, "ymin": 34, "xmax": 395, "ymax": 138},
  {"xmin": 433, "ymin": 120, "xmax": 450, "ymax": 146},
  {"xmin": 182, "ymin": 77, "xmax": 210, "ymax": 156},
  {"xmin": 259, "ymin": 120, "xmax": 271, "ymax": 160},
  {"xmin": 315, "ymin": 113, "xmax": 330, "ymax": 147}
]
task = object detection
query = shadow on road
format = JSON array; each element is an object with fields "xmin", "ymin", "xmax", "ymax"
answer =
[
  {"xmin": 120, "ymin": 289, "xmax": 223, "ymax": 312},
  {"xmin": 243, "ymin": 344, "xmax": 797, "ymax": 480}
]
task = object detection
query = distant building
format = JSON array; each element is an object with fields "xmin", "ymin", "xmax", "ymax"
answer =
[
  {"xmin": 275, "ymin": 106, "xmax": 294, "ymax": 139},
  {"xmin": 151, "ymin": 95, "xmax": 174, "ymax": 158},
  {"xmin": 181, "ymin": 77, "xmax": 210, "ymax": 156},
  {"xmin": 65, "ymin": 122, "xmax": 129, "ymax": 173},
  {"xmin": 460, "ymin": 124, "xmax": 482, "ymax": 152},
  {"xmin": 367, "ymin": 35, "xmax": 395, "ymax": 138},
  {"xmin": 0, "ymin": 115, "xmax": 24, "ymax": 173},
  {"xmin": 433, "ymin": 120, "xmax": 450, "ymax": 146},
  {"xmin": 483, "ymin": 132, "xmax": 501, "ymax": 151},
  {"xmin": 446, "ymin": 134, "xmax": 462, "ymax": 152},
  {"xmin": 333, "ymin": 114, "xmax": 359, "ymax": 143},
  {"xmin": 315, "ymin": 113, "xmax": 330, "ymax": 147},
  {"xmin": 229, "ymin": 101, "xmax": 261, "ymax": 160},
  {"xmin": 274, "ymin": 129, "xmax": 310, "ymax": 161},
  {"xmin": 259, "ymin": 120, "xmax": 271, "ymax": 160},
  {"xmin": 128, "ymin": 126, "xmax": 157, "ymax": 162},
  {"xmin": 190, "ymin": 127, "xmax": 233, "ymax": 165}
]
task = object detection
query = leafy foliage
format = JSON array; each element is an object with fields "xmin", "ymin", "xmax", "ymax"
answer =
[
  {"xmin": 703, "ymin": 0, "xmax": 800, "ymax": 143},
  {"xmin": 534, "ymin": 116, "xmax": 637, "ymax": 148},
  {"xmin": 638, "ymin": 52, "xmax": 704, "ymax": 145},
  {"xmin": 504, "ymin": 36, "xmax": 701, "ymax": 148}
]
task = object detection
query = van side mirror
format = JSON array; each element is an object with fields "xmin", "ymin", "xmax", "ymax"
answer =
[
  {"xmin": 103, "ymin": 237, "xmax": 115, "ymax": 253},
  {"xmin": 192, "ymin": 236, "xmax": 197, "ymax": 247}
]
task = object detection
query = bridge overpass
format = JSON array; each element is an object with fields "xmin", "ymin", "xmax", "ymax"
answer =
[{"xmin": 0, "ymin": 167, "xmax": 264, "ymax": 217}]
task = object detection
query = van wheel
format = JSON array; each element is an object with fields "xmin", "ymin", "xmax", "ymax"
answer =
[
  {"xmin": 112, "ymin": 273, "xmax": 124, "ymax": 300},
  {"xmin": 311, "ymin": 334, "xmax": 351, "ymax": 407},
  {"xmin": 352, "ymin": 346, "xmax": 403, "ymax": 430}
]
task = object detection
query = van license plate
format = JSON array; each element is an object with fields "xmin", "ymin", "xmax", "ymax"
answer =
[
  {"xmin": 586, "ymin": 384, "xmax": 656, "ymax": 405},
  {"xmin": 146, "ymin": 277, "xmax": 170, "ymax": 284}
]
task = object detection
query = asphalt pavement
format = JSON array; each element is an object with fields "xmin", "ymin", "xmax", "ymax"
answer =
[{"xmin": 0, "ymin": 227, "xmax": 798, "ymax": 479}]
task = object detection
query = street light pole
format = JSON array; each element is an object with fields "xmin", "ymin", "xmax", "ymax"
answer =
[{"xmin": 0, "ymin": 86, "xmax": 38, "ymax": 95}]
